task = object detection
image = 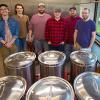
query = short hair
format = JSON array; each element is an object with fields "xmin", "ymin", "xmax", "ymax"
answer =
[
  {"xmin": 54, "ymin": 8, "xmax": 62, "ymax": 13},
  {"xmin": 83, "ymin": 8, "xmax": 90, "ymax": 13},
  {"xmin": 15, "ymin": 3, "xmax": 24, "ymax": 14},
  {"xmin": 0, "ymin": 4, "xmax": 8, "ymax": 9}
]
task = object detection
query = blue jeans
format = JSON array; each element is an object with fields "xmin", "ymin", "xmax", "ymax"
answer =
[
  {"xmin": 34, "ymin": 40, "xmax": 48, "ymax": 55},
  {"xmin": 48, "ymin": 44, "xmax": 65, "ymax": 52},
  {"xmin": 64, "ymin": 44, "xmax": 74, "ymax": 63},
  {"xmin": 18, "ymin": 38, "xmax": 26, "ymax": 51}
]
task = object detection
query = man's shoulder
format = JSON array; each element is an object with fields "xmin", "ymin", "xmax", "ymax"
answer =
[
  {"xmin": 44, "ymin": 13, "xmax": 51, "ymax": 17},
  {"xmin": 9, "ymin": 17, "xmax": 17, "ymax": 21},
  {"xmin": 77, "ymin": 18, "xmax": 82, "ymax": 23},
  {"xmin": 9, "ymin": 17, "xmax": 19, "ymax": 26},
  {"xmin": 23, "ymin": 15, "xmax": 29, "ymax": 19},
  {"xmin": 31, "ymin": 14, "xmax": 38, "ymax": 18},
  {"xmin": 76, "ymin": 16, "xmax": 81, "ymax": 19},
  {"xmin": 88, "ymin": 19, "xmax": 95, "ymax": 24},
  {"xmin": 65, "ymin": 16, "xmax": 71, "ymax": 20}
]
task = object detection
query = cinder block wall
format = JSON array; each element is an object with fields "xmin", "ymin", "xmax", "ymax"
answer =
[{"xmin": 0, "ymin": 0, "xmax": 80, "ymax": 17}]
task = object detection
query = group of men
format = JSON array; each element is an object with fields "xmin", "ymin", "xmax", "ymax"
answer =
[{"xmin": 0, "ymin": 3, "xmax": 96, "ymax": 77}]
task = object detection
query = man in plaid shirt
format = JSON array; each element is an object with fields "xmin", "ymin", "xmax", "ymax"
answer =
[{"xmin": 45, "ymin": 8, "xmax": 67, "ymax": 52}]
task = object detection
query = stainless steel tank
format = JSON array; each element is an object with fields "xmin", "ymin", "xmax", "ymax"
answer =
[
  {"xmin": 4, "ymin": 51, "xmax": 36, "ymax": 88},
  {"xmin": 26, "ymin": 76, "xmax": 74, "ymax": 100},
  {"xmin": 74, "ymin": 72, "xmax": 100, "ymax": 100},
  {"xmin": 0, "ymin": 76, "xmax": 26, "ymax": 100},
  {"xmin": 70, "ymin": 50, "xmax": 97, "ymax": 83},
  {"xmin": 38, "ymin": 50, "xmax": 66, "ymax": 78}
]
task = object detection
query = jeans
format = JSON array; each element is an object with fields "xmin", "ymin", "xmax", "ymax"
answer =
[
  {"xmin": 18, "ymin": 38, "xmax": 26, "ymax": 51},
  {"xmin": 64, "ymin": 44, "xmax": 74, "ymax": 63},
  {"xmin": 48, "ymin": 44, "xmax": 65, "ymax": 52},
  {"xmin": 34, "ymin": 40, "xmax": 48, "ymax": 55}
]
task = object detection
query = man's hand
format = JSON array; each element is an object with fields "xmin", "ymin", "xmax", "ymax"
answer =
[
  {"xmin": 28, "ymin": 36, "xmax": 33, "ymax": 42},
  {"xmin": 48, "ymin": 41, "xmax": 51, "ymax": 45},
  {"xmin": 5, "ymin": 42, "xmax": 12, "ymax": 48},
  {"xmin": 60, "ymin": 41, "xmax": 64, "ymax": 45}
]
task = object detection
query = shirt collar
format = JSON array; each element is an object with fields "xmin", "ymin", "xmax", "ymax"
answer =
[{"xmin": 53, "ymin": 17, "xmax": 62, "ymax": 21}]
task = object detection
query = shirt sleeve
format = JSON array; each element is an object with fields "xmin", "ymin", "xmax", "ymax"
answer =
[
  {"xmin": 91, "ymin": 21, "xmax": 96, "ymax": 32},
  {"xmin": 0, "ymin": 31, "xmax": 3, "ymax": 41},
  {"xmin": 14, "ymin": 20, "xmax": 19, "ymax": 38},
  {"xmin": 0, "ymin": 22, "xmax": 3, "ymax": 41},
  {"xmin": 26, "ymin": 16, "xmax": 29, "ymax": 32},
  {"xmin": 28, "ymin": 16, "xmax": 34, "ymax": 30},
  {"xmin": 45, "ymin": 19, "xmax": 50, "ymax": 41},
  {"xmin": 64, "ymin": 19, "xmax": 67, "ymax": 42},
  {"xmin": 75, "ymin": 21, "xmax": 79, "ymax": 30},
  {"xmin": 0, "ymin": 36, "xmax": 3, "ymax": 41}
]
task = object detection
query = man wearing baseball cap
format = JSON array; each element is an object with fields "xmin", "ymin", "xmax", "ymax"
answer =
[
  {"xmin": 65, "ymin": 6, "xmax": 81, "ymax": 63},
  {"xmin": 28, "ymin": 3, "xmax": 51, "ymax": 55},
  {"xmin": 38, "ymin": 3, "xmax": 45, "ymax": 7}
]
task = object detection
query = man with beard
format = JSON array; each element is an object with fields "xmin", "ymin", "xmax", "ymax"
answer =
[
  {"xmin": 28, "ymin": 3, "xmax": 51, "ymax": 55},
  {"xmin": 74, "ymin": 8, "xmax": 96, "ymax": 50},
  {"xmin": 65, "ymin": 7, "xmax": 81, "ymax": 63}
]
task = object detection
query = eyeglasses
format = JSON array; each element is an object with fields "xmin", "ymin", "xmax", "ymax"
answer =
[{"xmin": 0, "ymin": 8, "xmax": 8, "ymax": 11}]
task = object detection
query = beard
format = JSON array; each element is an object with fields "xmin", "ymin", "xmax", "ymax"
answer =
[
  {"xmin": 83, "ymin": 16, "xmax": 89, "ymax": 20},
  {"xmin": 38, "ymin": 10, "xmax": 45, "ymax": 14}
]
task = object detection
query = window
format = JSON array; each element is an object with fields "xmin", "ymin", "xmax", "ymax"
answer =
[{"xmin": 96, "ymin": 3, "xmax": 100, "ymax": 36}]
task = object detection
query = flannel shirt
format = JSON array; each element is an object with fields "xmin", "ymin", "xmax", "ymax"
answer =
[
  {"xmin": 65, "ymin": 16, "xmax": 81, "ymax": 44},
  {"xmin": 45, "ymin": 18, "xmax": 67, "ymax": 46}
]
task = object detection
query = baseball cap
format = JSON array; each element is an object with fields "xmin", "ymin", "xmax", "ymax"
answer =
[
  {"xmin": 69, "ymin": 7, "xmax": 76, "ymax": 10},
  {"xmin": 38, "ymin": 3, "xmax": 45, "ymax": 7}
]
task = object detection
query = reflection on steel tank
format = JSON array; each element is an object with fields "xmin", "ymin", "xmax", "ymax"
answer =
[
  {"xmin": 70, "ymin": 49, "xmax": 97, "ymax": 83},
  {"xmin": 26, "ymin": 76, "xmax": 74, "ymax": 100},
  {"xmin": 38, "ymin": 50, "xmax": 66, "ymax": 78},
  {"xmin": 4, "ymin": 51, "xmax": 36, "ymax": 89}
]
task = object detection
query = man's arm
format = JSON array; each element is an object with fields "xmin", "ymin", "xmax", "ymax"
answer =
[
  {"xmin": 88, "ymin": 31, "xmax": 96, "ymax": 48},
  {"xmin": 45, "ymin": 20, "xmax": 51, "ymax": 44},
  {"xmin": 28, "ymin": 17, "xmax": 33, "ymax": 42},
  {"xmin": 28, "ymin": 29, "xmax": 33, "ymax": 42},
  {"xmin": 74, "ymin": 29, "xmax": 78, "ymax": 45},
  {"xmin": 0, "ymin": 39, "xmax": 7, "ymax": 46}
]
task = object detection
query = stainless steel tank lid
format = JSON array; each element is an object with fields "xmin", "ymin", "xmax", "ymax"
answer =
[
  {"xmin": 70, "ymin": 50, "xmax": 97, "ymax": 66},
  {"xmin": 26, "ymin": 76, "xmax": 74, "ymax": 100},
  {"xmin": 0, "ymin": 76, "xmax": 26, "ymax": 100},
  {"xmin": 4, "ymin": 51, "xmax": 36, "ymax": 68},
  {"xmin": 38, "ymin": 50, "xmax": 66, "ymax": 65},
  {"xmin": 74, "ymin": 72, "xmax": 100, "ymax": 100}
]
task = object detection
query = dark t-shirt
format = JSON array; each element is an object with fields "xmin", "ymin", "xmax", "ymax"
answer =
[{"xmin": 75, "ymin": 19, "xmax": 96, "ymax": 48}]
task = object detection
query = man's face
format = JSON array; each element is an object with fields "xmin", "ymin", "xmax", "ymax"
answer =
[
  {"xmin": 38, "ymin": 6, "xmax": 45, "ymax": 14},
  {"xmin": 16, "ymin": 5, "xmax": 23, "ymax": 14},
  {"xmin": 69, "ymin": 9, "xmax": 77, "ymax": 17},
  {"xmin": 54, "ymin": 11, "xmax": 61, "ymax": 19},
  {"xmin": 82, "ymin": 10, "xmax": 89, "ymax": 20},
  {"xmin": 0, "ymin": 6, "xmax": 9, "ymax": 16}
]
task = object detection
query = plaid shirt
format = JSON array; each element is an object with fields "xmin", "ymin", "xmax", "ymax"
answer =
[
  {"xmin": 65, "ymin": 16, "xmax": 81, "ymax": 44},
  {"xmin": 45, "ymin": 18, "xmax": 67, "ymax": 46}
]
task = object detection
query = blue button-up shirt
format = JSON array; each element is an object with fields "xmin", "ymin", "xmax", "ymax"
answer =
[{"xmin": 0, "ymin": 17, "xmax": 19, "ymax": 48}]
